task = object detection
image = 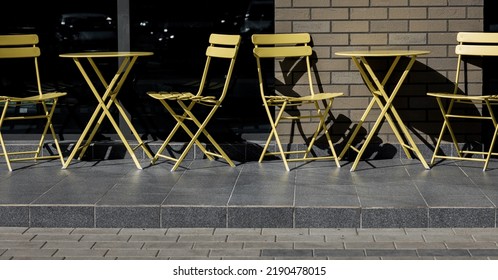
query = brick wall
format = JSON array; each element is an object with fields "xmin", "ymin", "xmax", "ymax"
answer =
[{"xmin": 272, "ymin": 0, "xmax": 485, "ymax": 149}]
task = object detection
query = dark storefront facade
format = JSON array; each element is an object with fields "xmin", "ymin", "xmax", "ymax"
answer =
[{"xmin": 0, "ymin": 0, "xmax": 274, "ymax": 142}]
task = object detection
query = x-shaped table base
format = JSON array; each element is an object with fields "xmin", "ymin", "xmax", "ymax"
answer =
[{"xmin": 335, "ymin": 50, "xmax": 431, "ymax": 171}]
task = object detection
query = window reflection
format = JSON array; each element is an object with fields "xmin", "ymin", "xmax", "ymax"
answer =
[{"xmin": 0, "ymin": 0, "xmax": 274, "ymax": 141}]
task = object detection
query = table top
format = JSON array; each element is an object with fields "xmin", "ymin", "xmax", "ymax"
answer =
[
  {"xmin": 59, "ymin": 51, "xmax": 154, "ymax": 58},
  {"xmin": 335, "ymin": 49, "xmax": 430, "ymax": 57}
]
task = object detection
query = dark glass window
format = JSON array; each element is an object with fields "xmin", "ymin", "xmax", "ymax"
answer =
[
  {"xmin": 0, "ymin": 0, "xmax": 273, "ymax": 141},
  {"xmin": 129, "ymin": 0, "xmax": 274, "ymax": 141},
  {"xmin": 0, "ymin": 1, "xmax": 117, "ymax": 139}
]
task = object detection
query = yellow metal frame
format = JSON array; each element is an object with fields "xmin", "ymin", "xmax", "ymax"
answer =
[
  {"xmin": 0, "ymin": 34, "xmax": 66, "ymax": 171},
  {"xmin": 59, "ymin": 52, "xmax": 154, "ymax": 169},
  {"xmin": 252, "ymin": 33, "xmax": 343, "ymax": 171},
  {"xmin": 147, "ymin": 34, "xmax": 241, "ymax": 171},
  {"xmin": 427, "ymin": 32, "xmax": 498, "ymax": 171},
  {"xmin": 335, "ymin": 50, "xmax": 431, "ymax": 171}
]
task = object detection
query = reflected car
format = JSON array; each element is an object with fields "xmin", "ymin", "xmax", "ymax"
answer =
[{"xmin": 55, "ymin": 13, "xmax": 117, "ymax": 52}]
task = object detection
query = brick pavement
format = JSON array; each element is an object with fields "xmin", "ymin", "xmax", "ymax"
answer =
[{"xmin": 1, "ymin": 227, "xmax": 498, "ymax": 260}]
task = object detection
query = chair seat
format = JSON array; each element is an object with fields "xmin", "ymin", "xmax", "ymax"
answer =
[
  {"xmin": 427, "ymin": 92, "xmax": 497, "ymax": 101},
  {"xmin": 147, "ymin": 91, "xmax": 218, "ymax": 105},
  {"xmin": 147, "ymin": 92, "xmax": 194, "ymax": 100},
  {"xmin": 1, "ymin": 92, "xmax": 67, "ymax": 102},
  {"xmin": 266, "ymin": 92, "xmax": 343, "ymax": 103}
]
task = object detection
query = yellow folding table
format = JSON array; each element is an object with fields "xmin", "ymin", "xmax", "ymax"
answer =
[
  {"xmin": 59, "ymin": 51, "xmax": 154, "ymax": 169},
  {"xmin": 335, "ymin": 50, "xmax": 431, "ymax": 171}
]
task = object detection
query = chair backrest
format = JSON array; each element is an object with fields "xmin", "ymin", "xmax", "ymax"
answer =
[
  {"xmin": 453, "ymin": 32, "xmax": 498, "ymax": 94},
  {"xmin": 252, "ymin": 33, "xmax": 316, "ymax": 97},
  {"xmin": 197, "ymin": 33, "xmax": 241, "ymax": 101},
  {"xmin": 0, "ymin": 34, "xmax": 43, "ymax": 97}
]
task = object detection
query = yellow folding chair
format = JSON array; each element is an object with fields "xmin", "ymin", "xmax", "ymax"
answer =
[
  {"xmin": 428, "ymin": 32, "xmax": 498, "ymax": 170},
  {"xmin": 252, "ymin": 33, "xmax": 343, "ymax": 171},
  {"xmin": 147, "ymin": 34, "xmax": 241, "ymax": 171},
  {"xmin": 0, "ymin": 34, "xmax": 67, "ymax": 171}
]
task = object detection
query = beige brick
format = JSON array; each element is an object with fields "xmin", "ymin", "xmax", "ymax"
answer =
[
  {"xmin": 371, "ymin": 0, "xmax": 408, "ymax": 6},
  {"xmin": 331, "ymin": 71, "xmax": 364, "ymax": 85},
  {"xmin": 312, "ymin": 8, "xmax": 349, "ymax": 20},
  {"xmin": 428, "ymin": 7, "xmax": 466, "ymax": 19},
  {"xmin": 371, "ymin": 20, "xmax": 408, "ymax": 32},
  {"xmin": 294, "ymin": 0, "xmax": 331, "ymax": 7},
  {"xmin": 409, "ymin": 20, "xmax": 447, "ymax": 32},
  {"xmin": 410, "ymin": 0, "xmax": 448, "ymax": 6},
  {"xmin": 332, "ymin": 46, "xmax": 369, "ymax": 54},
  {"xmin": 310, "ymin": 70, "xmax": 332, "ymax": 84},
  {"xmin": 334, "ymin": 97, "xmax": 371, "ymax": 109},
  {"xmin": 467, "ymin": 6, "xmax": 484, "ymax": 19},
  {"xmin": 333, "ymin": 21, "xmax": 370, "ymax": 33},
  {"xmin": 448, "ymin": 19, "xmax": 484, "ymax": 32},
  {"xmin": 316, "ymin": 58, "xmax": 349, "ymax": 71},
  {"xmin": 333, "ymin": 0, "xmax": 370, "ymax": 7},
  {"xmin": 351, "ymin": 8, "xmax": 388, "ymax": 19},
  {"xmin": 276, "ymin": 8, "xmax": 310, "ymax": 20},
  {"xmin": 427, "ymin": 57, "xmax": 457, "ymax": 71},
  {"xmin": 350, "ymin": 109, "xmax": 381, "ymax": 122},
  {"xmin": 293, "ymin": 21, "xmax": 331, "ymax": 33},
  {"xmin": 448, "ymin": 0, "xmax": 483, "ymax": 6},
  {"xmin": 389, "ymin": 7, "xmax": 427, "ymax": 19},
  {"xmin": 312, "ymin": 33, "xmax": 349, "ymax": 46},
  {"xmin": 349, "ymin": 84, "xmax": 372, "ymax": 96},
  {"xmin": 350, "ymin": 33, "xmax": 388, "ymax": 45},
  {"xmin": 316, "ymin": 59, "xmax": 344, "ymax": 71},
  {"xmin": 428, "ymin": 32, "xmax": 459, "ymax": 45},
  {"xmin": 275, "ymin": 0, "xmax": 292, "ymax": 8},
  {"xmin": 329, "ymin": 84, "xmax": 349, "ymax": 94},
  {"xmin": 389, "ymin": 33, "xmax": 427, "ymax": 45},
  {"xmin": 275, "ymin": 21, "xmax": 292, "ymax": 33},
  {"xmin": 313, "ymin": 46, "xmax": 332, "ymax": 59}
]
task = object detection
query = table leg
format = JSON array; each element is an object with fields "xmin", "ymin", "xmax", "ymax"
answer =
[
  {"xmin": 367, "ymin": 56, "xmax": 430, "ymax": 170},
  {"xmin": 77, "ymin": 59, "xmax": 127, "ymax": 159},
  {"xmin": 62, "ymin": 57, "xmax": 120, "ymax": 169},
  {"xmin": 62, "ymin": 56, "xmax": 148, "ymax": 169},
  {"xmin": 345, "ymin": 55, "xmax": 429, "ymax": 171}
]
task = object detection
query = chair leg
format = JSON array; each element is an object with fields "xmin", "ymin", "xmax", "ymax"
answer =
[
  {"xmin": 0, "ymin": 102, "xmax": 13, "ymax": 171},
  {"xmin": 483, "ymin": 100, "xmax": 498, "ymax": 171},
  {"xmin": 431, "ymin": 97, "xmax": 461, "ymax": 166},
  {"xmin": 313, "ymin": 99, "xmax": 341, "ymax": 167},
  {"xmin": 483, "ymin": 124, "xmax": 498, "ymax": 171},
  {"xmin": 0, "ymin": 133, "xmax": 12, "ymax": 172},
  {"xmin": 0, "ymin": 99, "xmax": 64, "ymax": 171},
  {"xmin": 153, "ymin": 99, "xmax": 229, "ymax": 170},
  {"xmin": 304, "ymin": 101, "xmax": 325, "ymax": 158},
  {"xmin": 40, "ymin": 100, "xmax": 65, "ymax": 165},
  {"xmin": 176, "ymin": 101, "xmax": 235, "ymax": 170},
  {"xmin": 151, "ymin": 100, "xmax": 196, "ymax": 165},
  {"xmin": 260, "ymin": 101, "xmax": 291, "ymax": 171}
]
